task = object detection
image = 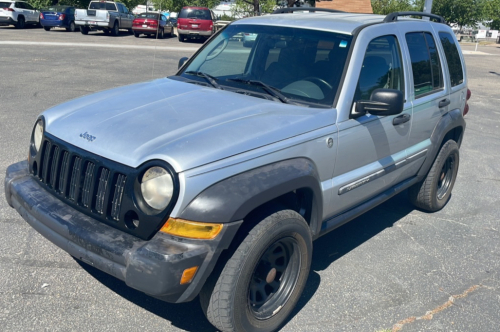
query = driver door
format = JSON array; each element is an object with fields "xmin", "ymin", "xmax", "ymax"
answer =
[{"xmin": 331, "ymin": 34, "xmax": 413, "ymax": 214}]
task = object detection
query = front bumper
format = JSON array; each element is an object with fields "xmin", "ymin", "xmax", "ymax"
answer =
[
  {"xmin": 177, "ymin": 28, "xmax": 212, "ymax": 36},
  {"xmin": 5, "ymin": 161, "xmax": 241, "ymax": 303}
]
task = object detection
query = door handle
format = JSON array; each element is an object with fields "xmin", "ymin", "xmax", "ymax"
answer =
[
  {"xmin": 439, "ymin": 98, "xmax": 451, "ymax": 108},
  {"xmin": 393, "ymin": 113, "xmax": 411, "ymax": 126}
]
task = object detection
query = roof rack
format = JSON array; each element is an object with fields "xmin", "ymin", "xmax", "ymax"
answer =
[
  {"xmin": 272, "ymin": 8, "xmax": 345, "ymax": 15},
  {"xmin": 383, "ymin": 11, "xmax": 446, "ymax": 24}
]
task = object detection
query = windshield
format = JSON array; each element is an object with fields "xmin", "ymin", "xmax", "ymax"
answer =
[
  {"xmin": 179, "ymin": 24, "xmax": 352, "ymax": 107},
  {"xmin": 178, "ymin": 8, "xmax": 211, "ymax": 20}
]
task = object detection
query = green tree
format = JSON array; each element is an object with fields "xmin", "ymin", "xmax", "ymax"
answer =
[
  {"xmin": 151, "ymin": 0, "xmax": 221, "ymax": 13},
  {"xmin": 432, "ymin": 0, "xmax": 486, "ymax": 28},
  {"xmin": 371, "ymin": 0, "xmax": 415, "ymax": 15},
  {"xmin": 483, "ymin": 0, "xmax": 500, "ymax": 29}
]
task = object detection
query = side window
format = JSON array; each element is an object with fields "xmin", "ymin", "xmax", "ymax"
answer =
[
  {"xmin": 405, "ymin": 32, "xmax": 444, "ymax": 97},
  {"xmin": 15, "ymin": 2, "xmax": 24, "ymax": 8},
  {"xmin": 24, "ymin": 2, "xmax": 33, "ymax": 9},
  {"xmin": 354, "ymin": 35, "xmax": 405, "ymax": 101},
  {"xmin": 439, "ymin": 32, "xmax": 464, "ymax": 86}
]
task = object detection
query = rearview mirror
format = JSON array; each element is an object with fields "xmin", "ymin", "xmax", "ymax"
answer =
[
  {"xmin": 355, "ymin": 89, "xmax": 404, "ymax": 116},
  {"xmin": 178, "ymin": 57, "xmax": 188, "ymax": 69}
]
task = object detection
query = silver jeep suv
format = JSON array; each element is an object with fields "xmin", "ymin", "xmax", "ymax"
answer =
[{"xmin": 5, "ymin": 9, "xmax": 470, "ymax": 332}]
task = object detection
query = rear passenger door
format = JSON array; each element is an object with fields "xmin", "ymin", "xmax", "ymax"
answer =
[{"xmin": 400, "ymin": 26, "xmax": 450, "ymax": 161}]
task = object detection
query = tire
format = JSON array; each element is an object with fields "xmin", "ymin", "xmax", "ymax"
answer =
[
  {"xmin": 43, "ymin": 26, "xmax": 51, "ymax": 31},
  {"xmin": 178, "ymin": 33, "xmax": 184, "ymax": 42},
  {"xmin": 158, "ymin": 28, "xmax": 164, "ymax": 39},
  {"xmin": 103, "ymin": 29, "xmax": 110, "ymax": 35},
  {"xmin": 15, "ymin": 16, "xmax": 25, "ymax": 29},
  {"xmin": 111, "ymin": 21, "xmax": 119, "ymax": 36},
  {"xmin": 80, "ymin": 26, "xmax": 89, "ymax": 35},
  {"xmin": 128, "ymin": 28, "xmax": 133, "ymax": 34},
  {"xmin": 66, "ymin": 21, "xmax": 75, "ymax": 32},
  {"xmin": 133, "ymin": 31, "xmax": 140, "ymax": 38},
  {"xmin": 200, "ymin": 209, "xmax": 312, "ymax": 332},
  {"xmin": 409, "ymin": 140, "xmax": 460, "ymax": 212}
]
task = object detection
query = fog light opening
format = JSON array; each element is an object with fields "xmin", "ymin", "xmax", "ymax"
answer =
[{"xmin": 124, "ymin": 210, "xmax": 139, "ymax": 229}]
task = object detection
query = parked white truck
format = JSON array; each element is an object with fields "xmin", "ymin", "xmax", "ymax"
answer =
[{"xmin": 75, "ymin": 1, "xmax": 134, "ymax": 36}]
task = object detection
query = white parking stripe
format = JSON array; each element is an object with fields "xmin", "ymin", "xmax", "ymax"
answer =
[{"xmin": 0, "ymin": 41, "xmax": 200, "ymax": 51}]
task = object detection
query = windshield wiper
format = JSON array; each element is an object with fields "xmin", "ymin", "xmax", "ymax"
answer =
[
  {"xmin": 185, "ymin": 71, "xmax": 223, "ymax": 90},
  {"xmin": 226, "ymin": 78, "xmax": 291, "ymax": 104}
]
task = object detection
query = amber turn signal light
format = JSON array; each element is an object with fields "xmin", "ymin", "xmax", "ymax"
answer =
[
  {"xmin": 180, "ymin": 266, "xmax": 199, "ymax": 285},
  {"xmin": 160, "ymin": 218, "xmax": 223, "ymax": 239}
]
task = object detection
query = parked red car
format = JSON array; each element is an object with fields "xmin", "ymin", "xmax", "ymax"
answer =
[
  {"xmin": 132, "ymin": 12, "xmax": 173, "ymax": 39},
  {"xmin": 177, "ymin": 6, "xmax": 216, "ymax": 42}
]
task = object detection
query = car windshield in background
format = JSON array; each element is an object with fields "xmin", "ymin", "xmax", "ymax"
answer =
[
  {"xmin": 138, "ymin": 13, "xmax": 160, "ymax": 19},
  {"xmin": 89, "ymin": 2, "xmax": 116, "ymax": 10},
  {"xmin": 42, "ymin": 6, "xmax": 69, "ymax": 12},
  {"xmin": 179, "ymin": 8, "xmax": 210, "ymax": 20},
  {"xmin": 0, "ymin": 2, "xmax": 12, "ymax": 7},
  {"xmin": 180, "ymin": 24, "xmax": 352, "ymax": 107}
]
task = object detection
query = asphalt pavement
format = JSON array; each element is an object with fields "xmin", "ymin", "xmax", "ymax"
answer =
[{"xmin": 1, "ymin": 27, "xmax": 500, "ymax": 332}]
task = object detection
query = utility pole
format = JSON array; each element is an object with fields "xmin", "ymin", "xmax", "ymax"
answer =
[{"xmin": 422, "ymin": 0, "xmax": 433, "ymax": 20}]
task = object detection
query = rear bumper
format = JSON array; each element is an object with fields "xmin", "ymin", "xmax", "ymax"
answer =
[
  {"xmin": 177, "ymin": 28, "xmax": 212, "ymax": 36},
  {"xmin": 41, "ymin": 20, "xmax": 65, "ymax": 28},
  {"xmin": 75, "ymin": 20, "xmax": 110, "ymax": 29},
  {"xmin": 5, "ymin": 160, "xmax": 241, "ymax": 303},
  {"xmin": 132, "ymin": 26, "xmax": 161, "ymax": 34},
  {"xmin": 0, "ymin": 16, "xmax": 15, "ymax": 26}
]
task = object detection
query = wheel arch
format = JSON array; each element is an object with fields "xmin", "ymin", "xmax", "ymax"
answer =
[
  {"xmin": 178, "ymin": 158, "xmax": 324, "ymax": 238},
  {"xmin": 417, "ymin": 108, "xmax": 466, "ymax": 178}
]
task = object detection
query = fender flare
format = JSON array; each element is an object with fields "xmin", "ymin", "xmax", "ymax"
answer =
[
  {"xmin": 417, "ymin": 108, "xmax": 466, "ymax": 178},
  {"xmin": 178, "ymin": 158, "xmax": 323, "ymax": 236}
]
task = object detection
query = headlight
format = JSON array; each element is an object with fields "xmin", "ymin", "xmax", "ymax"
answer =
[
  {"xmin": 33, "ymin": 120, "xmax": 44, "ymax": 152},
  {"xmin": 140, "ymin": 167, "xmax": 174, "ymax": 210}
]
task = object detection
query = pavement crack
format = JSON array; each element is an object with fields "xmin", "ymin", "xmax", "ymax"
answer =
[{"xmin": 391, "ymin": 285, "xmax": 480, "ymax": 332}]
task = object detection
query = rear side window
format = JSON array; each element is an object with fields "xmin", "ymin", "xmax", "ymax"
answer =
[
  {"xmin": 23, "ymin": 1, "xmax": 33, "ymax": 9},
  {"xmin": 15, "ymin": 2, "xmax": 24, "ymax": 8},
  {"xmin": 439, "ymin": 32, "xmax": 464, "ymax": 86},
  {"xmin": 406, "ymin": 32, "xmax": 444, "ymax": 97},
  {"xmin": 179, "ymin": 8, "xmax": 211, "ymax": 20},
  {"xmin": 0, "ymin": 2, "xmax": 12, "ymax": 7}
]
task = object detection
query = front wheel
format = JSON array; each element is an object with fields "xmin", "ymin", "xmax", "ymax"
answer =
[
  {"xmin": 158, "ymin": 27, "xmax": 164, "ymax": 39},
  {"xmin": 409, "ymin": 139, "xmax": 460, "ymax": 212},
  {"xmin": 200, "ymin": 209, "xmax": 312, "ymax": 332}
]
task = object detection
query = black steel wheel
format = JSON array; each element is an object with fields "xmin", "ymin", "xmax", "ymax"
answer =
[
  {"xmin": 111, "ymin": 21, "xmax": 119, "ymax": 36},
  {"xmin": 409, "ymin": 139, "xmax": 460, "ymax": 211},
  {"xmin": 200, "ymin": 209, "xmax": 312, "ymax": 332}
]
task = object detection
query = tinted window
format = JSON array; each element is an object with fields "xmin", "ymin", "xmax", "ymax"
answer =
[
  {"xmin": 179, "ymin": 8, "xmax": 211, "ymax": 20},
  {"xmin": 42, "ymin": 6, "xmax": 69, "ymax": 12},
  {"xmin": 0, "ymin": 2, "xmax": 12, "ymax": 7},
  {"xmin": 23, "ymin": 2, "xmax": 33, "ymax": 9},
  {"xmin": 89, "ymin": 2, "xmax": 116, "ymax": 10},
  {"xmin": 439, "ymin": 32, "xmax": 464, "ymax": 86},
  {"xmin": 406, "ymin": 32, "xmax": 444, "ymax": 97},
  {"xmin": 355, "ymin": 35, "xmax": 404, "ymax": 101},
  {"xmin": 15, "ymin": 2, "xmax": 25, "ymax": 8}
]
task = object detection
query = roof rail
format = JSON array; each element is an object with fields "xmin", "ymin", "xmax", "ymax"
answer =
[
  {"xmin": 272, "ymin": 8, "xmax": 345, "ymax": 15},
  {"xmin": 383, "ymin": 11, "xmax": 446, "ymax": 24}
]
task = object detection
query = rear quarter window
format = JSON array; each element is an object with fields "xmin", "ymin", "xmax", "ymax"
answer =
[
  {"xmin": 0, "ymin": 2, "xmax": 13, "ymax": 7},
  {"xmin": 438, "ymin": 32, "xmax": 464, "ymax": 87}
]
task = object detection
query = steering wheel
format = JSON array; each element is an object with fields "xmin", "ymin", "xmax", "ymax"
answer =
[{"xmin": 302, "ymin": 77, "xmax": 333, "ymax": 92}]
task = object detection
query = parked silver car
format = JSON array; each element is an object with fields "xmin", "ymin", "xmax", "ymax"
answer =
[{"xmin": 5, "ymin": 8, "xmax": 469, "ymax": 332}]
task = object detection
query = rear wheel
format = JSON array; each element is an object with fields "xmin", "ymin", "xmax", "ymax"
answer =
[
  {"xmin": 178, "ymin": 33, "xmax": 184, "ymax": 42},
  {"xmin": 133, "ymin": 31, "xmax": 140, "ymax": 38},
  {"xmin": 128, "ymin": 28, "xmax": 133, "ymax": 34},
  {"xmin": 43, "ymin": 26, "xmax": 50, "ymax": 31},
  {"xmin": 66, "ymin": 21, "xmax": 75, "ymax": 32},
  {"xmin": 80, "ymin": 26, "xmax": 89, "ymax": 35},
  {"xmin": 200, "ymin": 209, "xmax": 312, "ymax": 332},
  {"xmin": 158, "ymin": 27, "xmax": 164, "ymax": 39},
  {"xmin": 15, "ymin": 16, "xmax": 25, "ymax": 29},
  {"xmin": 111, "ymin": 21, "xmax": 119, "ymax": 36},
  {"xmin": 409, "ymin": 140, "xmax": 460, "ymax": 212}
]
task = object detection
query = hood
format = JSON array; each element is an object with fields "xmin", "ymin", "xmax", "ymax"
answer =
[{"xmin": 43, "ymin": 78, "xmax": 335, "ymax": 172}]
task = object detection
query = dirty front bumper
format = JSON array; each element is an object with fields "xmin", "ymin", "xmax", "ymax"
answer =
[{"xmin": 5, "ymin": 161, "xmax": 241, "ymax": 303}]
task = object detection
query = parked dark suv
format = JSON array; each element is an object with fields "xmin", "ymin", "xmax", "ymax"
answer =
[{"xmin": 177, "ymin": 6, "xmax": 216, "ymax": 42}]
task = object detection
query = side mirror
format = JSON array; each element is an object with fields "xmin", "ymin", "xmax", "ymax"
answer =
[
  {"xmin": 178, "ymin": 57, "xmax": 189, "ymax": 69},
  {"xmin": 355, "ymin": 89, "xmax": 404, "ymax": 116}
]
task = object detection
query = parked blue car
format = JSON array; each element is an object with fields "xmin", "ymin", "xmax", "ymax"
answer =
[{"xmin": 40, "ymin": 6, "xmax": 78, "ymax": 32}]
